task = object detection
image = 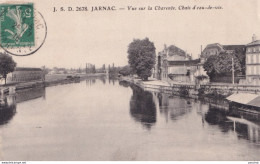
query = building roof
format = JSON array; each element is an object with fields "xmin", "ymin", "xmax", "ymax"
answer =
[
  {"xmin": 158, "ymin": 45, "xmax": 191, "ymax": 59},
  {"xmin": 168, "ymin": 59, "xmax": 200, "ymax": 66},
  {"xmin": 227, "ymin": 93, "xmax": 260, "ymax": 108},
  {"xmin": 201, "ymin": 43, "xmax": 246, "ymax": 59},
  {"xmin": 204, "ymin": 43, "xmax": 224, "ymax": 51},
  {"xmin": 15, "ymin": 67, "xmax": 42, "ymax": 71},
  {"xmin": 223, "ymin": 45, "xmax": 246, "ymax": 51},
  {"xmin": 201, "ymin": 43, "xmax": 224, "ymax": 58},
  {"xmin": 167, "ymin": 45, "xmax": 186, "ymax": 56},
  {"xmin": 247, "ymin": 40, "xmax": 260, "ymax": 47}
]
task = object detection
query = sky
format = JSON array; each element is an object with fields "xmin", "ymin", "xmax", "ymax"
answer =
[{"xmin": 0, "ymin": 0, "xmax": 260, "ymax": 69}]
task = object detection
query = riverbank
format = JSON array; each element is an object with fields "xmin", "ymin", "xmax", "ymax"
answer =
[
  {"xmin": 44, "ymin": 73, "xmax": 106, "ymax": 86},
  {"xmin": 119, "ymin": 76, "xmax": 260, "ymax": 99},
  {"xmin": 0, "ymin": 73, "xmax": 106, "ymax": 95}
]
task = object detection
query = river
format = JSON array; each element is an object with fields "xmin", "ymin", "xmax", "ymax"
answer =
[{"xmin": 0, "ymin": 76, "xmax": 260, "ymax": 160}]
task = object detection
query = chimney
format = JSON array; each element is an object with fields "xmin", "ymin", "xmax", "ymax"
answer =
[{"xmin": 252, "ymin": 34, "xmax": 257, "ymax": 42}]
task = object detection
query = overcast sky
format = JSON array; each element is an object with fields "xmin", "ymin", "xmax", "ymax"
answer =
[{"xmin": 1, "ymin": 0, "xmax": 260, "ymax": 69}]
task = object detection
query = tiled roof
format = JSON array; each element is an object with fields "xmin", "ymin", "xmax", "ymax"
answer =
[
  {"xmin": 204, "ymin": 43, "xmax": 224, "ymax": 51},
  {"xmin": 223, "ymin": 45, "xmax": 246, "ymax": 51},
  {"xmin": 168, "ymin": 59, "xmax": 200, "ymax": 66},
  {"xmin": 247, "ymin": 40, "xmax": 260, "ymax": 47},
  {"xmin": 162, "ymin": 45, "xmax": 191, "ymax": 59}
]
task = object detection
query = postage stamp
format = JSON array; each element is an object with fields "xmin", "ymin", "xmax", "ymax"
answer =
[
  {"xmin": 0, "ymin": 3, "xmax": 35, "ymax": 48},
  {"xmin": 0, "ymin": 3, "xmax": 47, "ymax": 56}
]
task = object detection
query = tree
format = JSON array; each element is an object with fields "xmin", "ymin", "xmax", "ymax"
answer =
[
  {"xmin": 119, "ymin": 65, "xmax": 131, "ymax": 76},
  {"xmin": 203, "ymin": 55, "xmax": 219, "ymax": 78},
  {"xmin": 102, "ymin": 64, "xmax": 106, "ymax": 72},
  {"xmin": 203, "ymin": 52, "xmax": 242, "ymax": 79},
  {"xmin": 92, "ymin": 65, "xmax": 96, "ymax": 74},
  {"xmin": 127, "ymin": 38, "xmax": 156, "ymax": 81},
  {"xmin": 0, "ymin": 53, "xmax": 16, "ymax": 84},
  {"xmin": 215, "ymin": 52, "xmax": 242, "ymax": 74}
]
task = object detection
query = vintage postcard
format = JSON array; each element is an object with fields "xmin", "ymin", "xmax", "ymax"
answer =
[{"xmin": 0, "ymin": 0, "xmax": 259, "ymax": 162}]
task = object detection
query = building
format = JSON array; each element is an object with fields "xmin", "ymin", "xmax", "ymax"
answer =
[
  {"xmin": 0, "ymin": 67, "xmax": 44, "ymax": 84},
  {"xmin": 245, "ymin": 34, "xmax": 260, "ymax": 85},
  {"xmin": 156, "ymin": 44, "xmax": 190, "ymax": 80},
  {"xmin": 201, "ymin": 43, "xmax": 224, "ymax": 63},
  {"xmin": 201, "ymin": 43, "xmax": 246, "ymax": 64},
  {"xmin": 200, "ymin": 43, "xmax": 246, "ymax": 83},
  {"xmin": 167, "ymin": 59, "xmax": 200, "ymax": 83},
  {"xmin": 154, "ymin": 45, "xmax": 199, "ymax": 83}
]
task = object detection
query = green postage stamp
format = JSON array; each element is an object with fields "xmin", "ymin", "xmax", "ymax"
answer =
[{"xmin": 0, "ymin": 3, "xmax": 34, "ymax": 47}]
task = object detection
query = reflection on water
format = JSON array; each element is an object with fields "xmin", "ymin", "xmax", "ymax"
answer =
[
  {"xmin": 0, "ymin": 87, "xmax": 46, "ymax": 126},
  {"xmin": 202, "ymin": 104, "xmax": 260, "ymax": 143},
  {"xmin": 0, "ymin": 95, "xmax": 16, "ymax": 125},
  {"xmin": 0, "ymin": 78, "xmax": 260, "ymax": 160},
  {"xmin": 118, "ymin": 81, "xmax": 260, "ymax": 145},
  {"xmin": 85, "ymin": 75, "xmax": 108, "ymax": 85},
  {"xmin": 204, "ymin": 105, "xmax": 232, "ymax": 132},
  {"xmin": 122, "ymin": 82, "xmax": 260, "ymax": 145},
  {"xmin": 108, "ymin": 75, "xmax": 117, "ymax": 85},
  {"xmin": 156, "ymin": 93, "xmax": 192, "ymax": 122},
  {"xmin": 86, "ymin": 77, "xmax": 97, "ymax": 86},
  {"xmin": 129, "ymin": 85, "xmax": 156, "ymax": 129},
  {"xmin": 119, "ymin": 81, "xmax": 131, "ymax": 88}
]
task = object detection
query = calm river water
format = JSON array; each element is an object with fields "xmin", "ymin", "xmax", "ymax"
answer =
[{"xmin": 0, "ymin": 76, "xmax": 260, "ymax": 160}]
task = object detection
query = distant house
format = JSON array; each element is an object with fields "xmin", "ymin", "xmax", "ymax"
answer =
[
  {"xmin": 0, "ymin": 67, "xmax": 44, "ymax": 84},
  {"xmin": 154, "ymin": 45, "xmax": 197, "ymax": 83},
  {"xmin": 166, "ymin": 45, "xmax": 192, "ymax": 61},
  {"xmin": 245, "ymin": 34, "xmax": 260, "ymax": 85},
  {"xmin": 201, "ymin": 43, "xmax": 224, "ymax": 63},
  {"xmin": 167, "ymin": 59, "xmax": 200, "ymax": 83}
]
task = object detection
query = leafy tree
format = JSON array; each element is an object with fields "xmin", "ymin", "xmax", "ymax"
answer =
[
  {"xmin": 92, "ymin": 65, "xmax": 96, "ymax": 74},
  {"xmin": 119, "ymin": 65, "xmax": 131, "ymax": 76},
  {"xmin": 0, "ymin": 53, "xmax": 16, "ymax": 84},
  {"xmin": 127, "ymin": 38, "xmax": 156, "ymax": 81},
  {"xmin": 203, "ymin": 52, "xmax": 242, "ymax": 79},
  {"xmin": 215, "ymin": 52, "xmax": 242, "ymax": 74},
  {"xmin": 203, "ymin": 55, "xmax": 218, "ymax": 78},
  {"xmin": 102, "ymin": 64, "xmax": 106, "ymax": 72},
  {"xmin": 232, "ymin": 47, "xmax": 246, "ymax": 75}
]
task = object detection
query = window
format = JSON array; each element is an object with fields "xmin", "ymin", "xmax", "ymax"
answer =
[
  {"xmin": 247, "ymin": 55, "xmax": 251, "ymax": 64},
  {"xmin": 251, "ymin": 54, "xmax": 254, "ymax": 64},
  {"xmin": 247, "ymin": 66, "xmax": 251, "ymax": 75},
  {"xmin": 257, "ymin": 54, "xmax": 260, "ymax": 63},
  {"xmin": 248, "ymin": 48, "xmax": 251, "ymax": 52},
  {"xmin": 252, "ymin": 66, "xmax": 256, "ymax": 75},
  {"xmin": 253, "ymin": 48, "xmax": 256, "ymax": 52}
]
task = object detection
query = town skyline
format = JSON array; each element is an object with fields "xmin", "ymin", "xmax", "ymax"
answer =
[{"xmin": 0, "ymin": 0, "xmax": 259, "ymax": 69}]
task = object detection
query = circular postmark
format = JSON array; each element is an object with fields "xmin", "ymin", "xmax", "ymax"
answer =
[{"xmin": 0, "ymin": 4, "xmax": 47, "ymax": 56}]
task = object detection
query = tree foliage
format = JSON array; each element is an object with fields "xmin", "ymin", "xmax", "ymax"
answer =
[
  {"xmin": 0, "ymin": 53, "xmax": 16, "ymax": 84},
  {"xmin": 119, "ymin": 65, "xmax": 131, "ymax": 76},
  {"xmin": 127, "ymin": 38, "xmax": 156, "ymax": 81},
  {"xmin": 203, "ymin": 52, "xmax": 242, "ymax": 79}
]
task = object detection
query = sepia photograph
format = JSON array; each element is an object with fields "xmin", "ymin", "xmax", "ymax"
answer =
[{"xmin": 0, "ymin": 0, "xmax": 259, "ymax": 162}]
